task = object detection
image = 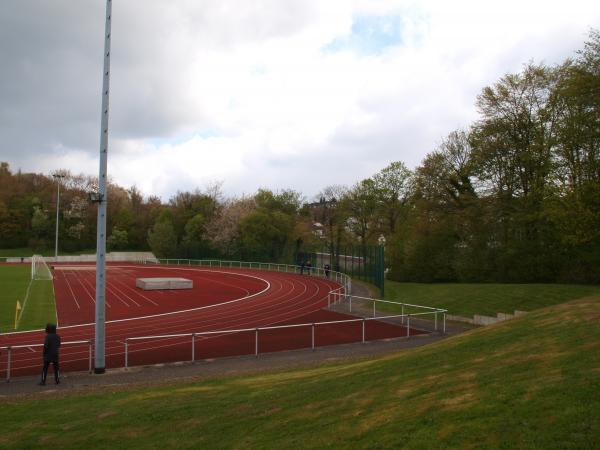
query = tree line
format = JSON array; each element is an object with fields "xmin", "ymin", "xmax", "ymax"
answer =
[{"xmin": 1, "ymin": 30, "xmax": 598, "ymax": 283}]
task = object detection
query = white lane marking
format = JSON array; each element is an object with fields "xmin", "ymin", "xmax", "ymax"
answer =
[
  {"xmin": 62, "ymin": 272, "xmax": 81, "ymax": 309},
  {"xmin": 2, "ymin": 267, "xmax": 273, "ymax": 335}
]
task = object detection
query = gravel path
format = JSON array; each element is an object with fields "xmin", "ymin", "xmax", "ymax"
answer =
[{"xmin": 0, "ymin": 281, "xmax": 470, "ymax": 399}]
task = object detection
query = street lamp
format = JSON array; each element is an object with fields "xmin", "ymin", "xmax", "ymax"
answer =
[
  {"xmin": 52, "ymin": 173, "xmax": 66, "ymax": 261},
  {"xmin": 319, "ymin": 197, "xmax": 337, "ymax": 269}
]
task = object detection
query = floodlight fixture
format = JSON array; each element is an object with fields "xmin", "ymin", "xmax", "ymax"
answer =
[{"xmin": 88, "ymin": 192, "xmax": 104, "ymax": 203}]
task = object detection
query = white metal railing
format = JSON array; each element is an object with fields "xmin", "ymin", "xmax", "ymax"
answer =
[
  {"xmin": 1, "ymin": 340, "xmax": 93, "ymax": 382},
  {"xmin": 122, "ymin": 311, "xmax": 438, "ymax": 368},
  {"xmin": 1, "ymin": 259, "xmax": 447, "ymax": 377},
  {"xmin": 145, "ymin": 258, "xmax": 353, "ymax": 299},
  {"xmin": 121, "ymin": 260, "xmax": 447, "ymax": 369}
]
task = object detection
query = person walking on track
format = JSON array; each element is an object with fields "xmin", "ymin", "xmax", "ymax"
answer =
[{"xmin": 39, "ymin": 323, "xmax": 61, "ymax": 385}]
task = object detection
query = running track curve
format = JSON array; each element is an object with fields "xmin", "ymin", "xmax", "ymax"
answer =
[{"xmin": 0, "ymin": 264, "xmax": 417, "ymax": 378}]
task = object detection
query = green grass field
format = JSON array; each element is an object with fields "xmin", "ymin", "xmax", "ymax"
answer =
[
  {"xmin": 1, "ymin": 296, "xmax": 598, "ymax": 448},
  {"xmin": 0, "ymin": 265, "xmax": 56, "ymax": 333},
  {"xmin": 381, "ymin": 280, "xmax": 600, "ymax": 317}
]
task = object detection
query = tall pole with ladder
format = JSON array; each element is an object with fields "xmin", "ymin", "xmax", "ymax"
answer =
[{"xmin": 94, "ymin": 0, "xmax": 112, "ymax": 374}]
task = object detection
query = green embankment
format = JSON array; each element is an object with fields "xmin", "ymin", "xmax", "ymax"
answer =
[
  {"xmin": 382, "ymin": 280, "xmax": 600, "ymax": 317},
  {"xmin": 1, "ymin": 297, "xmax": 599, "ymax": 449},
  {"xmin": 0, "ymin": 265, "xmax": 56, "ymax": 332}
]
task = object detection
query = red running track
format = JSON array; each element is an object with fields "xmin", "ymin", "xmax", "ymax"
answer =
[{"xmin": 0, "ymin": 264, "xmax": 424, "ymax": 378}]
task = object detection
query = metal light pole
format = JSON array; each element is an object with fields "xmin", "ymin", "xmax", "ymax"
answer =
[
  {"xmin": 52, "ymin": 173, "xmax": 66, "ymax": 261},
  {"xmin": 94, "ymin": 0, "xmax": 113, "ymax": 374}
]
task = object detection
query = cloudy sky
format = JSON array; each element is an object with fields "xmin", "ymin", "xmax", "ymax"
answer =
[{"xmin": 1, "ymin": 1, "xmax": 599, "ymax": 200}]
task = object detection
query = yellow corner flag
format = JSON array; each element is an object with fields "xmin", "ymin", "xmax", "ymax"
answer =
[{"xmin": 14, "ymin": 300, "xmax": 22, "ymax": 330}]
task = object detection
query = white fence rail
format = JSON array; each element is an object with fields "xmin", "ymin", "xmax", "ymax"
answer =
[
  {"xmin": 124, "ymin": 258, "xmax": 446, "ymax": 369},
  {"xmin": 2, "ymin": 259, "xmax": 447, "ymax": 379},
  {"xmin": 0, "ymin": 340, "xmax": 92, "ymax": 382},
  {"xmin": 146, "ymin": 258, "xmax": 352, "ymax": 294},
  {"xmin": 122, "ymin": 310, "xmax": 446, "ymax": 369}
]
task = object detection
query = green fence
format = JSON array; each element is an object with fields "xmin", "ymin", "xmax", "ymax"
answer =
[
  {"xmin": 173, "ymin": 241, "xmax": 385, "ymax": 297},
  {"xmin": 295, "ymin": 245, "xmax": 384, "ymax": 297}
]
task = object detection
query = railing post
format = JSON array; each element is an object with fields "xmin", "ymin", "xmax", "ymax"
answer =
[
  {"xmin": 443, "ymin": 313, "xmax": 446, "ymax": 334},
  {"xmin": 88, "ymin": 341, "xmax": 93, "ymax": 373},
  {"xmin": 407, "ymin": 315, "xmax": 411, "ymax": 339},
  {"xmin": 311, "ymin": 323, "xmax": 315, "ymax": 350},
  {"xmin": 349, "ymin": 296, "xmax": 352, "ymax": 313},
  {"xmin": 362, "ymin": 319, "xmax": 366, "ymax": 343},
  {"xmin": 255, "ymin": 328, "xmax": 259, "ymax": 357},
  {"xmin": 373, "ymin": 299, "xmax": 376, "ymax": 318},
  {"xmin": 192, "ymin": 333, "xmax": 196, "ymax": 363},
  {"xmin": 6, "ymin": 347, "xmax": 11, "ymax": 382},
  {"xmin": 124, "ymin": 339, "xmax": 128, "ymax": 368},
  {"xmin": 401, "ymin": 305, "xmax": 404, "ymax": 324}
]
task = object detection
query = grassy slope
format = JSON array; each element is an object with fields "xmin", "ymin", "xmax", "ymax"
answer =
[
  {"xmin": 1, "ymin": 297, "xmax": 599, "ymax": 449},
  {"xmin": 383, "ymin": 280, "xmax": 600, "ymax": 317},
  {"xmin": 0, "ymin": 265, "xmax": 56, "ymax": 332}
]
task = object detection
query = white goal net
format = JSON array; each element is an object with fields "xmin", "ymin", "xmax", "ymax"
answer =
[{"xmin": 31, "ymin": 255, "xmax": 53, "ymax": 280}]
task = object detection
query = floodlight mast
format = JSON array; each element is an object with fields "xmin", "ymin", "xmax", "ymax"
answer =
[
  {"xmin": 52, "ymin": 173, "xmax": 66, "ymax": 260},
  {"xmin": 94, "ymin": 0, "xmax": 112, "ymax": 374}
]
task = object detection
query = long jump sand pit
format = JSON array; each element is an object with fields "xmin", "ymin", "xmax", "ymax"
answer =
[{"xmin": 136, "ymin": 277, "xmax": 193, "ymax": 290}]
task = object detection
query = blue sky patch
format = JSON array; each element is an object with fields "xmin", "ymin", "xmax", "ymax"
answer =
[
  {"xmin": 323, "ymin": 14, "xmax": 404, "ymax": 56},
  {"xmin": 149, "ymin": 129, "xmax": 218, "ymax": 147}
]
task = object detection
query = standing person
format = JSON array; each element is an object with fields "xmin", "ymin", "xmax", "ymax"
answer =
[
  {"xmin": 300, "ymin": 260, "xmax": 306, "ymax": 275},
  {"xmin": 39, "ymin": 323, "xmax": 61, "ymax": 385},
  {"xmin": 306, "ymin": 260, "xmax": 312, "ymax": 275},
  {"xmin": 324, "ymin": 263, "xmax": 331, "ymax": 278}
]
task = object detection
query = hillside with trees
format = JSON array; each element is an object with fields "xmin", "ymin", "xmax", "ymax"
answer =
[{"xmin": 1, "ymin": 30, "xmax": 598, "ymax": 283}]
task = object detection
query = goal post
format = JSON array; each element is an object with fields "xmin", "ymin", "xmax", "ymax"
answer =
[{"xmin": 31, "ymin": 255, "xmax": 53, "ymax": 280}]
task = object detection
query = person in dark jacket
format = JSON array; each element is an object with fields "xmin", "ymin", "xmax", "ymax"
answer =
[
  {"xmin": 39, "ymin": 323, "xmax": 61, "ymax": 385},
  {"xmin": 305, "ymin": 260, "xmax": 312, "ymax": 275}
]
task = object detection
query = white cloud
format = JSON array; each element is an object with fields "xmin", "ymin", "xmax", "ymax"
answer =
[{"xmin": 2, "ymin": 0, "xmax": 599, "ymax": 200}]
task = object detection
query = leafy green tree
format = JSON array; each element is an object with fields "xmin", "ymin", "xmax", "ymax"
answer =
[
  {"xmin": 148, "ymin": 215, "xmax": 178, "ymax": 258},
  {"xmin": 254, "ymin": 189, "xmax": 302, "ymax": 216},
  {"xmin": 183, "ymin": 213, "xmax": 206, "ymax": 243},
  {"xmin": 341, "ymin": 179, "xmax": 379, "ymax": 259},
  {"xmin": 107, "ymin": 227, "xmax": 129, "ymax": 251},
  {"xmin": 169, "ymin": 189, "xmax": 221, "ymax": 240},
  {"xmin": 372, "ymin": 161, "xmax": 412, "ymax": 235},
  {"xmin": 238, "ymin": 210, "xmax": 294, "ymax": 261},
  {"xmin": 31, "ymin": 206, "xmax": 48, "ymax": 239},
  {"xmin": 471, "ymin": 63, "xmax": 561, "ymax": 280}
]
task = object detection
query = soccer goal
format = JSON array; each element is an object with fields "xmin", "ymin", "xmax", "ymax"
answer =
[{"xmin": 31, "ymin": 255, "xmax": 53, "ymax": 280}]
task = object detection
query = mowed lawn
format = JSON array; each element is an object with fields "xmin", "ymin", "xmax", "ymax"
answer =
[
  {"xmin": 382, "ymin": 280, "xmax": 600, "ymax": 317},
  {"xmin": 1, "ymin": 296, "xmax": 598, "ymax": 448},
  {"xmin": 0, "ymin": 264, "xmax": 56, "ymax": 333}
]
